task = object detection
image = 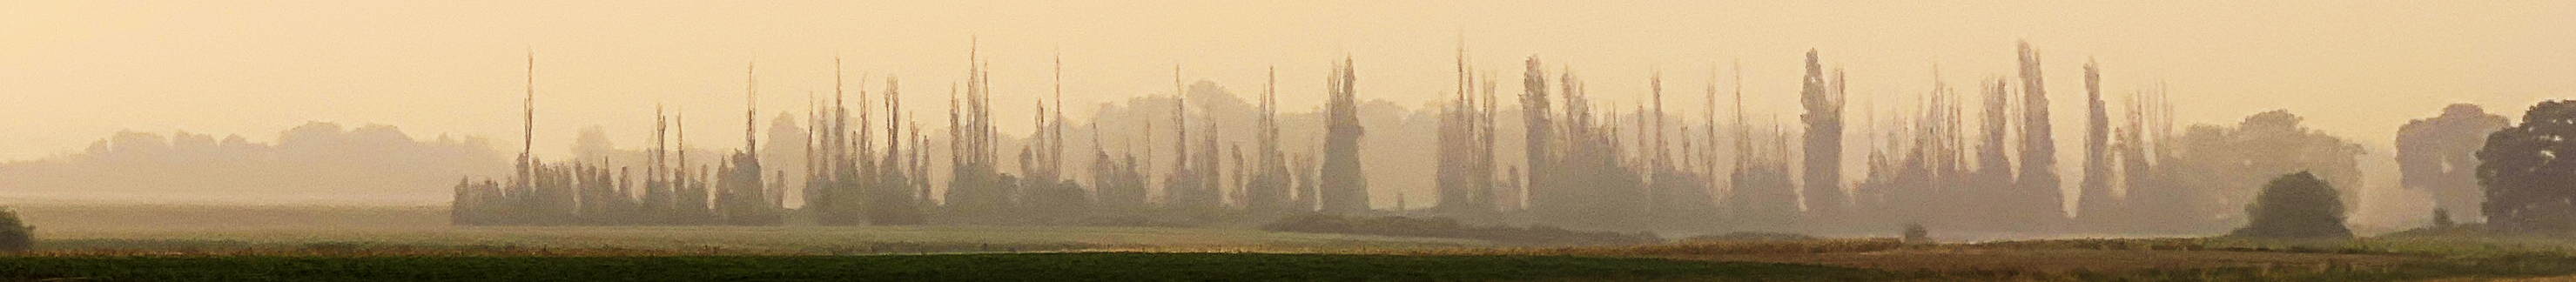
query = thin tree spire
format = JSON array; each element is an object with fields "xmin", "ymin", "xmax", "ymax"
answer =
[
  {"xmin": 1732, "ymin": 59, "xmax": 1746, "ymax": 167},
  {"xmin": 1652, "ymin": 69, "xmax": 1665, "ymax": 169},
  {"xmin": 747, "ymin": 59, "xmax": 759, "ymax": 154},
  {"xmin": 1705, "ymin": 64, "xmax": 1718, "ymax": 180},
  {"xmin": 1053, "ymin": 47, "xmax": 1066, "ymax": 175},
  {"xmin": 522, "ymin": 48, "xmax": 535, "ymax": 163}
]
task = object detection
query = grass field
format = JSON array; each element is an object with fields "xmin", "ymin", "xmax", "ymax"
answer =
[
  {"xmin": 20, "ymin": 205, "xmax": 2576, "ymax": 281},
  {"xmin": 14, "ymin": 205, "xmax": 1480, "ymax": 255},
  {"xmin": 5, "ymin": 249, "xmax": 2575, "ymax": 282},
  {"xmin": 37, "ymin": 225, "xmax": 1481, "ymax": 255},
  {"xmin": 0, "ymin": 253, "xmax": 1913, "ymax": 282}
]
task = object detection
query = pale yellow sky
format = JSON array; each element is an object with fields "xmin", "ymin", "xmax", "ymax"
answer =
[{"xmin": 4, "ymin": 0, "xmax": 2572, "ymax": 161}]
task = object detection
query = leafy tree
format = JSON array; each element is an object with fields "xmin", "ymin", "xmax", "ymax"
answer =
[
  {"xmin": 1093, "ymin": 135, "xmax": 1151, "ymax": 212},
  {"xmin": 1851, "ymin": 67, "xmax": 1971, "ymax": 232},
  {"xmin": 2013, "ymin": 42, "xmax": 2065, "ymax": 226},
  {"xmin": 945, "ymin": 44, "xmax": 1010, "ymax": 216},
  {"xmin": 1159, "ymin": 69, "xmax": 1217, "ymax": 211},
  {"xmin": 1967, "ymin": 78, "xmax": 2017, "ymax": 231},
  {"xmin": 2478, "ymin": 100, "xmax": 2576, "ymax": 232},
  {"xmin": 1435, "ymin": 42, "xmax": 1500, "ymax": 214},
  {"xmin": 2077, "ymin": 60, "xmax": 2117, "ymax": 223},
  {"xmin": 1247, "ymin": 67, "xmax": 1294, "ymax": 213},
  {"xmin": 1321, "ymin": 57, "xmax": 1369, "ymax": 213},
  {"xmin": 1799, "ymin": 50, "xmax": 1847, "ymax": 218},
  {"xmin": 1520, "ymin": 57, "xmax": 1552, "ymax": 215},
  {"xmin": 714, "ymin": 62, "xmax": 778, "ymax": 225},
  {"xmin": 870, "ymin": 78, "xmax": 927, "ymax": 225},
  {"xmin": 2139, "ymin": 110, "xmax": 2364, "ymax": 233},
  {"xmin": 2399, "ymin": 104, "xmax": 2507, "ymax": 224},
  {"xmin": 2113, "ymin": 85, "xmax": 2174, "ymax": 232},
  {"xmin": 0, "ymin": 208, "xmax": 30, "ymax": 252},
  {"xmin": 2229, "ymin": 171, "xmax": 2351, "ymax": 239}
]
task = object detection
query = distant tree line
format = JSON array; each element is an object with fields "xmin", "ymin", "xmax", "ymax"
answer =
[
  {"xmin": 450, "ymin": 40, "xmax": 2420, "ymax": 238},
  {"xmin": 2396, "ymin": 99, "xmax": 2576, "ymax": 235},
  {"xmin": 1, "ymin": 122, "xmax": 503, "ymax": 203},
  {"xmin": 455, "ymin": 57, "xmax": 784, "ymax": 225}
]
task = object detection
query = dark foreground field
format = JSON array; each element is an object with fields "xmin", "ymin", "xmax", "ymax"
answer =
[
  {"xmin": 21, "ymin": 205, "xmax": 2576, "ymax": 281},
  {"xmin": 0, "ymin": 252, "xmax": 1887, "ymax": 282},
  {"xmin": 3, "ymin": 249, "xmax": 2576, "ymax": 282}
]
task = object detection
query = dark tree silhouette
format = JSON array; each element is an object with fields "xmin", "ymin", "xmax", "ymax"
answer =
[
  {"xmin": 2229, "ymin": 171, "xmax": 2351, "ymax": 239},
  {"xmin": 2478, "ymin": 100, "xmax": 2576, "ymax": 232},
  {"xmin": 0, "ymin": 208, "xmax": 30, "ymax": 252}
]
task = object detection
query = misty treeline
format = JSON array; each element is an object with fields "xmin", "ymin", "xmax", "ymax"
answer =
[
  {"xmin": 0, "ymin": 123, "xmax": 505, "ymax": 203},
  {"xmin": 2362, "ymin": 99, "xmax": 2576, "ymax": 235},
  {"xmin": 455, "ymin": 58, "xmax": 802, "ymax": 225},
  {"xmin": 1483, "ymin": 41, "xmax": 2371, "ymax": 235},
  {"xmin": 429, "ymin": 40, "xmax": 2463, "ymax": 237}
]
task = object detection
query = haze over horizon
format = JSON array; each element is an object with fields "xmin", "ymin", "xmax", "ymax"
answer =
[
  {"xmin": 25, "ymin": 3, "xmax": 2576, "ymax": 281},
  {"xmin": 7, "ymin": 0, "xmax": 2572, "ymax": 163}
]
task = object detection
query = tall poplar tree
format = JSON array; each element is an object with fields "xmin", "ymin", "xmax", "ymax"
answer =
[
  {"xmin": 2014, "ymin": 42, "xmax": 2066, "ymax": 225},
  {"xmin": 2077, "ymin": 60, "xmax": 2117, "ymax": 224},
  {"xmin": 1799, "ymin": 50, "xmax": 1846, "ymax": 218},
  {"xmin": 1321, "ymin": 57, "xmax": 1370, "ymax": 214}
]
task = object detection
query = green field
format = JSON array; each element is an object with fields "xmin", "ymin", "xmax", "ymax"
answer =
[
  {"xmin": 15, "ymin": 205, "xmax": 1479, "ymax": 254},
  {"xmin": 0, "ymin": 253, "xmax": 1898, "ymax": 282},
  {"xmin": 10, "ymin": 250, "xmax": 2576, "ymax": 282},
  {"xmin": 38, "ymin": 225, "xmax": 1482, "ymax": 255},
  {"xmin": 24, "ymin": 205, "xmax": 2576, "ymax": 281}
]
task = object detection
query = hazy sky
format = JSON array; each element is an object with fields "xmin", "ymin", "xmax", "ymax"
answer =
[{"xmin": 6, "ymin": 0, "xmax": 2572, "ymax": 161}]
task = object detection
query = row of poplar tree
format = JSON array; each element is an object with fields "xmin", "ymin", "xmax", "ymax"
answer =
[
  {"xmin": 451, "ymin": 44, "xmax": 1376, "ymax": 226},
  {"xmin": 457, "ymin": 40, "xmax": 2394, "ymax": 235},
  {"xmin": 453, "ymin": 56, "xmax": 792, "ymax": 225},
  {"xmin": 1459, "ymin": 41, "xmax": 2373, "ymax": 234}
]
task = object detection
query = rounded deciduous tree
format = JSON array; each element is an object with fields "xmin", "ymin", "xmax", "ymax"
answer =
[
  {"xmin": 2230, "ymin": 171, "xmax": 2351, "ymax": 239},
  {"xmin": 0, "ymin": 208, "xmax": 30, "ymax": 252},
  {"xmin": 2478, "ymin": 100, "xmax": 2576, "ymax": 232},
  {"xmin": 2398, "ymin": 104, "xmax": 2508, "ymax": 225}
]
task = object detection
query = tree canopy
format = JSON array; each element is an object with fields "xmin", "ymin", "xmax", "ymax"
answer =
[
  {"xmin": 2478, "ymin": 100, "xmax": 2576, "ymax": 232},
  {"xmin": 2229, "ymin": 171, "xmax": 2351, "ymax": 239}
]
